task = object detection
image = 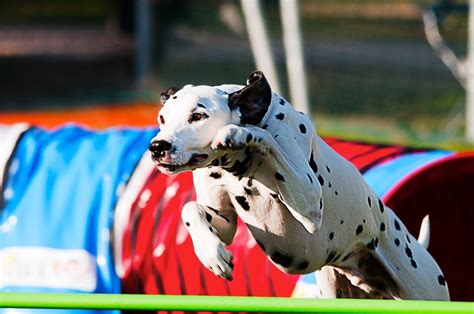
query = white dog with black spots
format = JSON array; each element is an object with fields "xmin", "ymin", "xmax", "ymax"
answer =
[{"xmin": 149, "ymin": 71, "xmax": 450, "ymax": 300}]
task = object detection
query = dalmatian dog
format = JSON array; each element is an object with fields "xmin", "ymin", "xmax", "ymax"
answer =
[{"xmin": 149, "ymin": 71, "xmax": 450, "ymax": 300}]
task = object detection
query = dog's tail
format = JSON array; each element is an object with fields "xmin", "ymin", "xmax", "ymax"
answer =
[{"xmin": 417, "ymin": 215, "xmax": 431, "ymax": 249}]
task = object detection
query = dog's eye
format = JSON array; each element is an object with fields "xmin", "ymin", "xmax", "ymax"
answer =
[
  {"xmin": 188, "ymin": 112, "xmax": 208, "ymax": 123},
  {"xmin": 159, "ymin": 115, "xmax": 165, "ymax": 124}
]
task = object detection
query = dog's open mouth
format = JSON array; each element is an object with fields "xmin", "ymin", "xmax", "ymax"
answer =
[
  {"xmin": 159, "ymin": 163, "xmax": 179, "ymax": 172},
  {"xmin": 157, "ymin": 153, "xmax": 209, "ymax": 173},
  {"xmin": 188, "ymin": 153, "xmax": 209, "ymax": 164}
]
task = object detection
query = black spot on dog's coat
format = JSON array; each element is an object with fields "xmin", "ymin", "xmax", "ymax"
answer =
[
  {"xmin": 309, "ymin": 153, "xmax": 318, "ymax": 173},
  {"xmin": 410, "ymin": 259, "xmax": 418, "ymax": 268},
  {"xmin": 196, "ymin": 103, "xmax": 206, "ymax": 108},
  {"xmin": 326, "ymin": 165, "xmax": 331, "ymax": 173},
  {"xmin": 328, "ymin": 182, "xmax": 332, "ymax": 188},
  {"xmin": 406, "ymin": 234, "xmax": 411, "ymax": 243},
  {"xmin": 247, "ymin": 178, "xmax": 253, "ymax": 187},
  {"xmin": 335, "ymin": 191, "xmax": 339, "ymax": 195},
  {"xmin": 279, "ymin": 98, "xmax": 286, "ymax": 106},
  {"xmin": 356, "ymin": 225, "xmax": 364, "ymax": 235},
  {"xmin": 378, "ymin": 198, "xmax": 384, "ymax": 213},
  {"xmin": 317, "ymin": 175, "xmax": 324, "ymax": 186},
  {"xmin": 244, "ymin": 187, "xmax": 253, "ymax": 195},
  {"xmin": 438, "ymin": 275, "xmax": 446, "ymax": 286},
  {"xmin": 227, "ymin": 154, "xmax": 252, "ymax": 177},
  {"xmin": 340, "ymin": 220, "xmax": 344, "ymax": 224},
  {"xmin": 185, "ymin": 222, "xmax": 190, "ymax": 227},
  {"xmin": 367, "ymin": 238, "xmax": 379, "ymax": 250},
  {"xmin": 394, "ymin": 220, "xmax": 401, "ymax": 231},
  {"xmin": 319, "ymin": 198, "xmax": 323, "ymax": 209},
  {"xmin": 235, "ymin": 196, "xmax": 250, "ymax": 211},
  {"xmin": 270, "ymin": 251, "xmax": 293, "ymax": 268},
  {"xmin": 209, "ymin": 172, "xmax": 222, "ymax": 179},
  {"xmin": 367, "ymin": 240, "xmax": 375, "ymax": 250},
  {"xmin": 380, "ymin": 222, "xmax": 386, "ymax": 232},
  {"xmin": 367, "ymin": 197, "xmax": 372, "ymax": 207},
  {"xmin": 205, "ymin": 212, "xmax": 212, "ymax": 223},
  {"xmin": 275, "ymin": 113, "xmax": 285, "ymax": 120},
  {"xmin": 275, "ymin": 172, "xmax": 285, "ymax": 182},
  {"xmin": 307, "ymin": 173, "xmax": 313, "ymax": 184},
  {"xmin": 299, "ymin": 124, "xmax": 307, "ymax": 134},
  {"xmin": 246, "ymin": 133, "xmax": 253, "ymax": 143},
  {"xmin": 329, "ymin": 232, "xmax": 334, "ymax": 240},
  {"xmin": 394, "ymin": 238, "xmax": 400, "ymax": 246},
  {"xmin": 405, "ymin": 246, "xmax": 413, "ymax": 259}
]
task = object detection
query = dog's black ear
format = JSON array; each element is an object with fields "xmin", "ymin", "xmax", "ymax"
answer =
[
  {"xmin": 160, "ymin": 87, "xmax": 180, "ymax": 104},
  {"xmin": 228, "ymin": 71, "xmax": 272, "ymax": 125}
]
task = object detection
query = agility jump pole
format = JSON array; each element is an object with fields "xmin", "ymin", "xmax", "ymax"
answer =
[{"xmin": 1, "ymin": 293, "xmax": 473, "ymax": 313}]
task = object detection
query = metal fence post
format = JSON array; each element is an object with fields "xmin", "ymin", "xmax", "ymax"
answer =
[
  {"xmin": 241, "ymin": 0, "xmax": 281, "ymax": 93},
  {"xmin": 280, "ymin": 0, "xmax": 310, "ymax": 114},
  {"xmin": 135, "ymin": 0, "xmax": 153, "ymax": 89}
]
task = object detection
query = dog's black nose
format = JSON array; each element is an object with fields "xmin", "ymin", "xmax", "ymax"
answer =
[{"xmin": 149, "ymin": 140, "xmax": 172, "ymax": 159}]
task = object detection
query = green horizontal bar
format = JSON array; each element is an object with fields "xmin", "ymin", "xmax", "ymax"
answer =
[{"xmin": 0, "ymin": 293, "xmax": 473, "ymax": 313}]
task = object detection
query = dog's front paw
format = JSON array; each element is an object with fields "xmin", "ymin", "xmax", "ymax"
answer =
[
  {"xmin": 194, "ymin": 235, "xmax": 234, "ymax": 280},
  {"xmin": 211, "ymin": 125, "xmax": 252, "ymax": 151}
]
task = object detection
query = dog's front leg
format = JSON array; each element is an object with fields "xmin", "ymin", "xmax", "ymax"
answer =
[
  {"xmin": 211, "ymin": 124, "xmax": 323, "ymax": 234},
  {"xmin": 181, "ymin": 201, "xmax": 236, "ymax": 280}
]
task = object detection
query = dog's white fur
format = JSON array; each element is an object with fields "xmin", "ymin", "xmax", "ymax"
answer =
[{"xmin": 150, "ymin": 72, "xmax": 449, "ymax": 300}]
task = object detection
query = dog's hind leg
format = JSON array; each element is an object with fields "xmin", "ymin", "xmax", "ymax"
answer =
[
  {"xmin": 366, "ymin": 210, "xmax": 450, "ymax": 300},
  {"xmin": 316, "ymin": 266, "xmax": 374, "ymax": 298}
]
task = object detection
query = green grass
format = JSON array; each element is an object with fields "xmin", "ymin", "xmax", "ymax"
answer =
[{"xmin": 316, "ymin": 114, "xmax": 473, "ymax": 151}]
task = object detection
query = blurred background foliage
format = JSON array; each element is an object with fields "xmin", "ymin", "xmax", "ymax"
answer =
[{"xmin": 0, "ymin": 0, "xmax": 471, "ymax": 149}]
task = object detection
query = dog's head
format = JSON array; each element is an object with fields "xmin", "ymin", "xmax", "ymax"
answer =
[{"xmin": 149, "ymin": 71, "xmax": 272, "ymax": 174}]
